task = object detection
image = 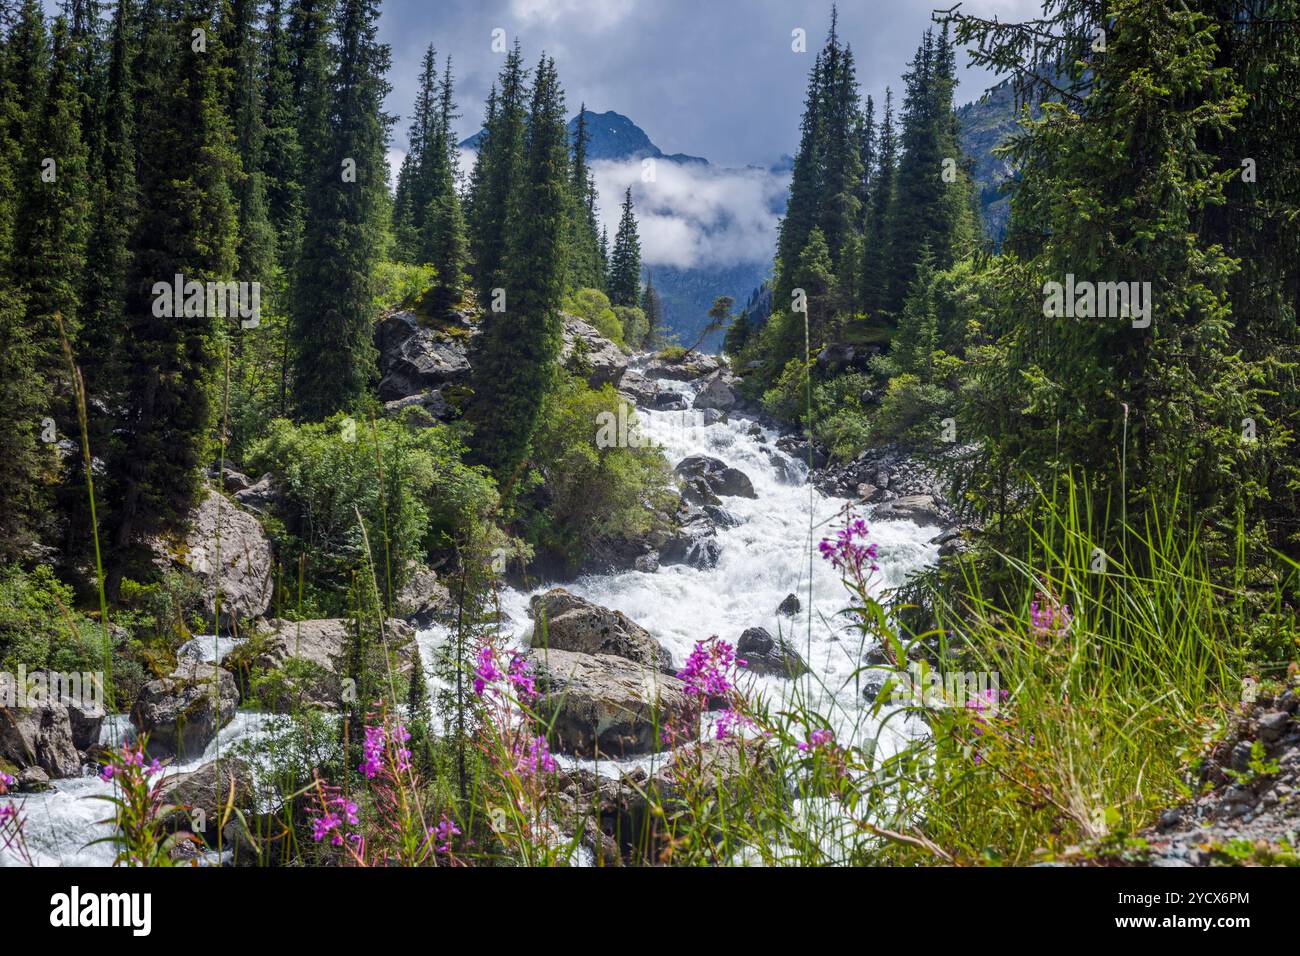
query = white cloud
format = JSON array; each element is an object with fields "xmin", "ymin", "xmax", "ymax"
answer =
[
  {"xmin": 508, "ymin": 0, "xmax": 635, "ymax": 29},
  {"xmin": 591, "ymin": 159, "xmax": 789, "ymax": 270}
]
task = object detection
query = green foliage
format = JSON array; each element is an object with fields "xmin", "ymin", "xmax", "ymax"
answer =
[
  {"xmin": 465, "ymin": 54, "xmax": 569, "ymax": 485},
  {"xmin": 291, "ymin": 0, "xmax": 391, "ymax": 421},
  {"xmin": 246, "ymin": 414, "xmax": 494, "ymax": 614},
  {"xmin": 520, "ymin": 378, "xmax": 672, "ymax": 569},
  {"xmin": 607, "ymin": 186, "xmax": 641, "ymax": 307},
  {"xmin": 561, "ymin": 287, "xmax": 625, "ymax": 348},
  {"xmin": 811, "ymin": 371, "xmax": 875, "ymax": 461}
]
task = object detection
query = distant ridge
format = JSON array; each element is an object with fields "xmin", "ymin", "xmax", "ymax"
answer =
[{"xmin": 460, "ymin": 109, "xmax": 708, "ymax": 165}]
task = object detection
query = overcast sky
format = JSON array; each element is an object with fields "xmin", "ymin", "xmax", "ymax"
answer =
[{"xmin": 382, "ymin": 0, "xmax": 1043, "ymax": 168}]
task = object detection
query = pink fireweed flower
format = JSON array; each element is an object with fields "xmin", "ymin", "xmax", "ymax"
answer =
[
  {"xmin": 507, "ymin": 653, "xmax": 538, "ymax": 703},
  {"xmin": 1030, "ymin": 591, "xmax": 1072, "ymax": 639},
  {"xmin": 0, "ymin": 772, "xmax": 13, "ymax": 791},
  {"xmin": 473, "ymin": 645, "xmax": 502, "ymax": 697},
  {"xmin": 714, "ymin": 707, "xmax": 753, "ymax": 740},
  {"xmin": 430, "ymin": 814, "xmax": 460, "ymax": 854},
  {"xmin": 99, "ymin": 764, "xmax": 115, "ymax": 782},
  {"xmin": 360, "ymin": 724, "xmax": 386, "ymax": 779},
  {"xmin": 512, "ymin": 735, "xmax": 558, "ymax": 779},
  {"xmin": 819, "ymin": 515, "xmax": 879, "ymax": 580},
  {"xmin": 677, "ymin": 636, "xmax": 742, "ymax": 699},
  {"xmin": 798, "ymin": 728, "xmax": 836, "ymax": 751}
]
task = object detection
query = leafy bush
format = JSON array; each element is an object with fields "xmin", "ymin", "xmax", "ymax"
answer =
[
  {"xmin": 812, "ymin": 372, "xmax": 876, "ymax": 461},
  {"xmin": 0, "ymin": 565, "xmax": 105, "ymax": 674},
  {"xmin": 373, "ymin": 260, "xmax": 437, "ymax": 312},
  {"xmin": 520, "ymin": 379, "xmax": 673, "ymax": 568},
  {"xmin": 613, "ymin": 305, "xmax": 647, "ymax": 350},
  {"xmin": 868, "ymin": 373, "xmax": 951, "ymax": 445},
  {"xmin": 561, "ymin": 288, "xmax": 626, "ymax": 349},
  {"xmin": 246, "ymin": 414, "xmax": 496, "ymax": 615}
]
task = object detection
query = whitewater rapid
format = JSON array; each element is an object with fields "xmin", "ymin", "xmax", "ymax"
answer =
[{"xmin": 7, "ymin": 365, "xmax": 939, "ymax": 866}]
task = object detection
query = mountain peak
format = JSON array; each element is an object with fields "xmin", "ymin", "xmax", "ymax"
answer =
[{"xmin": 460, "ymin": 110, "xmax": 708, "ymax": 166}]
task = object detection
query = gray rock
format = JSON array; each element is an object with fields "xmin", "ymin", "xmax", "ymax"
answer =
[
  {"xmin": 0, "ymin": 673, "xmax": 81, "ymax": 778},
  {"xmin": 376, "ymin": 310, "xmax": 473, "ymax": 400},
  {"xmin": 241, "ymin": 617, "xmax": 416, "ymax": 710},
  {"xmin": 875, "ymin": 494, "xmax": 946, "ymax": 525},
  {"xmin": 160, "ymin": 758, "xmax": 259, "ymax": 861},
  {"xmin": 634, "ymin": 553, "xmax": 659, "ymax": 573},
  {"xmin": 384, "ymin": 389, "xmax": 452, "ymax": 423},
  {"xmin": 65, "ymin": 694, "xmax": 105, "ymax": 751},
  {"xmin": 1258, "ymin": 711, "xmax": 1291, "ymax": 743},
  {"xmin": 397, "ymin": 564, "xmax": 451, "ymax": 627},
  {"xmin": 560, "ymin": 314, "xmax": 628, "ymax": 388},
  {"xmin": 176, "ymin": 490, "xmax": 275, "ymax": 630},
  {"xmin": 693, "ymin": 371, "xmax": 737, "ymax": 412},
  {"xmin": 132, "ymin": 660, "xmax": 238, "ymax": 760},
  {"xmin": 528, "ymin": 589, "xmax": 672, "ymax": 672},
  {"xmin": 659, "ymin": 513, "xmax": 722, "ymax": 570},
  {"xmin": 777, "ymin": 593, "xmax": 801, "ymax": 617},
  {"xmin": 674, "ymin": 455, "xmax": 756, "ymax": 499},
  {"xmin": 17, "ymin": 766, "xmax": 51, "ymax": 791},
  {"xmin": 737, "ymin": 627, "xmax": 809, "ymax": 679},
  {"xmin": 232, "ymin": 473, "xmax": 283, "ymax": 515},
  {"xmin": 651, "ymin": 391, "xmax": 689, "ymax": 411},
  {"xmin": 702, "ymin": 505, "xmax": 742, "ymax": 529},
  {"xmin": 617, "ymin": 369, "xmax": 659, "ymax": 407},
  {"xmin": 526, "ymin": 648, "xmax": 691, "ymax": 757},
  {"xmin": 644, "ymin": 353, "xmax": 722, "ymax": 382}
]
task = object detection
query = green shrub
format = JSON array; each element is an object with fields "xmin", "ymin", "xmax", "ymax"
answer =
[
  {"xmin": 811, "ymin": 371, "xmax": 875, "ymax": 461},
  {"xmin": 246, "ymin": 414, "xmax": 496, "ymax": 615},
  {"xmin": 521, "ymin": 379, "xmax": 673, "ymax": 568},
  {"xmin": 562, "ymin": 288, "xmax": 626, "ymax": 349}
]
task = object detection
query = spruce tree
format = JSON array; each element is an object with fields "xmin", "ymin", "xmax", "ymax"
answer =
[
  {"xmin": 859, "ymin": 88, "xmax": 895, "ymax": 323},
  {"xmin": 224, "ymin": 0, "xmax": 275, "ymax": 286},
  {"xmin": 466, "ymin": 53, "xmax": 569, "ymax": 486},
  {"xmin": 641, "ymin": 273, "xmax": 662, "ymax": 349},
  {"xmin": 260, "ymin": 0, "xmax": 304, "ymax": 273},
  {"xmin": 107, "ymin": 0, "xmax": 239, "ymax": 580},
  {"xmin": 607, "ymin": 186, "xmax": 641, "ymax": 307},
  {"xmin": 565, "ymin": 103, "xmax": 605, "ymax": 291},
  {"xmin": 291, "ymin": 0, "xmax": 391, "ymax": 421},
  {"xmin": 466, "ymin": 41, "xmax": 526, "ymax": 303}
]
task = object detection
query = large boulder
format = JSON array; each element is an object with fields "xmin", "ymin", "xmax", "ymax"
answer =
[
  {"xmin": 692, "ymin": 371, "xmax": 737, "ymax": 412},
  {"xmin": 526, "ymin": 648, "xmax": 692, "ymax": 758},
  {"xmin": 383, "ymin": 389, "xmax": 452, "ymax": 424},
  {"xmin": 0, "ymin": 673, "xmax": 82, "ymax": 778},
  {"xmin": 617, "ymin": 369, "xmax": 660, "ymax": 407},
  {"xmin": 396, "ymin": 564, "xmax": 451, "ymax": 627},
  {"xmin": 644, "ymin": 353, "xmax": 722, "ymax": 382},
  {"xmin": 561, "ymin": 315, "xmax": 628, "ymax": 388},
  {"xmin": 529, "ymin": 589, "xmax": 672, "ymax": 672},
  {"xmin": 674, "ymin": 455, "xmax": 756, "ymax": 499},
  {"xmin": 132, "ymin": 659, "xmax": 238, "ymax": 760},
  {"xmin": 875, "ymin": 494, "xmax": 947, "ymax": 526},
  {"xmin": 737, "ymin": 627, "xmax": 809, "ymax": 679},
  {"xmin": 160, "ymin": 758, "xmax": 259, "ymax": 861},
  {"xmin": 376, "ymin": 310, "xmax": 473, "ymax": 401},
  {"xmin": 179, "ymin": 490, "xmax": 275, "ymax": 629},
  {"xmin": 658, "ymin": 512, "xmax": 722, "ymax": 570},
  {"xmin": 236, "ymin": 617, "xmax": 416, "ymax": 710},
  {"xmin": 232, "ymin": 473, "xmax": 283, "ymax": 515}
]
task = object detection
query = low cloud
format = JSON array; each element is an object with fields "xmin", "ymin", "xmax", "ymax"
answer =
[{"xmin": 591, "ymin": 159, "xmax": 789, "ymax": 270}]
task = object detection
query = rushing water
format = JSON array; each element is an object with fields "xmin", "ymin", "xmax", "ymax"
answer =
[{"xmin": 9, "ymin": 364, "xmax": 939, "ymax": 866}]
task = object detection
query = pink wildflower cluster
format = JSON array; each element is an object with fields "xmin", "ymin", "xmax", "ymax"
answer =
[
  {"xmin": 310, "ymin": 788, "xmax": 360, "ymax": 847},
  {"xmin": 99, "ymin": 744, "xmax": 163, "ymax": 783},
  {"xmin": 819, "ymin": 515, "xmax": 879, "ymax": 582},
  {"xmin": 797, "ymin": 728, "xmax": 836, "ymax": 752},
  {"xmin": 474, "ymin": 644, "xmax": 538, "ymax": 703},
  {"xmin": 676, "ymin": 636, "xmax": 743, "ymax": 698},
  {"xmin": 1030, "ymin": 591, "xmax": 1073, "ymax": 639},
  {"xmin": 511, "ymin": 735, "xmax": 558, "ymax": 779},
  {"xmin": 98, "ymin": 742, "xmax": 164, "ymax": 783},
  {"xmin": 430, "ymin": 814, "xmax": 460, "ymax": 855},
  {"xmin": 666, "ymin": 636, "xmax": 752, "ymax": 745},
  {"xmin": 359, "ymin": 720, "xmax": 412, "ymax": 779},
  {"xmin": 963, "ymin": 688, "xmax": 1018, "ymax": 765}
]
